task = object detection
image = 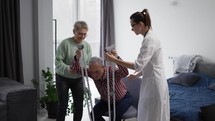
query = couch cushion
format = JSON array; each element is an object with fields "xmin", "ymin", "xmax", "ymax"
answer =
[
  {"xmin": 121, "ymin": 105, "xmax": 137, "ymax": 119},
  {"xmin": 0, "ymin": 101, "xmax": 7, "ymax": 121},
  {"xmin": 0, "ymin": 78, "xmax": 34, "ymax": 102},
  {"xmin": 168, "ymin": 72, "xmax": 200, "ymax": 86},
  {"xmin": 0, "ymin": 78, "xmax": 37, "ymax": 121}
]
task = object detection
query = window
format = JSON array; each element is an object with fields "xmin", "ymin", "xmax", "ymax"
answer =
[
  {"xmin": 78, "ymin": 0, "xmax": 100, "ymax": 56},
  {"xmin": 53, "ymin": 0, "xmax": 100, "ymax": 77},
  {"xmin": 53, "ymin": 0, "xmax": 100, "ymax": 120},
  {"xmin": 53, "ymin": 0, "xmax": 100, "ymax": 56}
]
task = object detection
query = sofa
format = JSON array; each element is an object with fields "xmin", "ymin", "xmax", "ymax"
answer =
[{"xmin": 0, "ymin": 77, "xmax": 37, "ymax": 121}]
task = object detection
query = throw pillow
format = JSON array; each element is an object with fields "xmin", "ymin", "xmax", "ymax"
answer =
[
  {"xmin": 168, "ymin": 72, "xmax": 200, "ymax": 86},
  {"xmin": 208, "ymin": 83, "xmax": 215, "ymax": 90}
]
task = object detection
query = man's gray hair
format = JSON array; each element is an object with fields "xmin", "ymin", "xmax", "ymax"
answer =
[{"xmin": 89, "ymin": 57, "xmax": 104, "ymax": 66}]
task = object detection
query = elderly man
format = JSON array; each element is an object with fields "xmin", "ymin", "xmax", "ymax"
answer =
[{"xmin": 70, "ymin": 51, "xmax": 132, "ymax": 121}]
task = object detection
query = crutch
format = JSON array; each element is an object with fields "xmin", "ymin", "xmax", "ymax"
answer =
[
  {"xmin": 105, "ymin": 45, "xmax": 116, "ymax": 121},
  {"xmin": 77, "ymin": 44, "xmax": 95, "ymax": 121}
]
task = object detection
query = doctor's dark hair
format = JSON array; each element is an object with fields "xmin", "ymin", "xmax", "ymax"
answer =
[{"xmin": 130, "ymin": 9, "xmax": 152, "ymax": 29}]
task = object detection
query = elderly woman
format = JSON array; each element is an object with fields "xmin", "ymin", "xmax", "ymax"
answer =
[{"xmin": 55, "ymin": 21, "xmax": 92, "ymax": 121}]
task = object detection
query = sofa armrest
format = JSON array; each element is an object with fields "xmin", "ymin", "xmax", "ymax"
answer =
[{"xmin": 0, "ymin": 78, "xmax": 37, "ymax": 121}]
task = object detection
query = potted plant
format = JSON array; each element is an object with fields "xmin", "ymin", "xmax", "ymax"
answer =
[
  {"xmin": 32, "ymin": 67, "xmax": 58, "ymax": 119},
  {"xmin": 32, "ymin": 67, "xmax": 92, "ymax": 118}
]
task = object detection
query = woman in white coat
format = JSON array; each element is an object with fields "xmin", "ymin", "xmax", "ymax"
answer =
[{"xmin": 104, "ymin": 9, "xmax": 170, "ymax": 121}]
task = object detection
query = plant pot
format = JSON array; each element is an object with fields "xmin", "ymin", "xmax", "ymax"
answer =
[{"xmin": 46, "ymin": 101, "xmax": 58, "ymax": 119}]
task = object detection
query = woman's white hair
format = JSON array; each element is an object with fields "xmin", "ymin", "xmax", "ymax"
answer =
[{"xmin": 73, "ymin": 21, "xmax": 88, "ymax": 31}]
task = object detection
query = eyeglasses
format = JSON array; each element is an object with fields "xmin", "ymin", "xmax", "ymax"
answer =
[{"xmin": 131, "ymin": 23, "xmax": 138, "ymax": 28}]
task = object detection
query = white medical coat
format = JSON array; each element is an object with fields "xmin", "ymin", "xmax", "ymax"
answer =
[{"xmin": 134, "ymin": 30, "xmax": 170, "ymax": 121}]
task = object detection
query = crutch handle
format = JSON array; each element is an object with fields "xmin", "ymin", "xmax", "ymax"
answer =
[
  {"xmin": 77, "ymin": 44, "xmax": 84, "ymax": 50},
  {"xmin": 105, "ymin": 44, "xmax": 115, "ymax": 52}
]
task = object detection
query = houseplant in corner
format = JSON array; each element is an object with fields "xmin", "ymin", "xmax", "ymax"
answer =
[
  {"xmin": 32, "ymin": 67, "xmax": 58, "ymax": 119},
  {"xmin": 40, "ymin": 67, "xmax": 58, "ymax": 119},
  {"xmin": 32, "ymin": 67, "xmax": 92, "ymax": 118}
]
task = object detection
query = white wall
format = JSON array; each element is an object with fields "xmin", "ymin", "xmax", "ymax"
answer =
[
  {"xmin": 20, "ymin": 0, "xmax": 34, "ymax": 85},
  {"xmin": 20, "ymin": 0, "xmax": 53, "ymax": 85},
  {"xmin": 114, "ymin": 0, "xmax": 215, "ymax": 78}
]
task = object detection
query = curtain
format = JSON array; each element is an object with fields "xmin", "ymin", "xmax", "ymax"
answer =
[
  {"xmin": 0, "ymin": 0, "xmax": 23, "ymax": 83},
  {"xmin": 100, "ymin": 0, "xmax": 115, "ymax": 58}
]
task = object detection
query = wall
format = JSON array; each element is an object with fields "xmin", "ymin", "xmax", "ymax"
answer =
[
  {"xmin": 20, "ymin": 0, "xmax": 34, "ymax": 85},
  {"xmin": 20, "ymin": 0, "xmax": 53, "ymax": 86},
  {"xmin": 114, "ymin": 0, "xmax": 215, "ymax": 78}
]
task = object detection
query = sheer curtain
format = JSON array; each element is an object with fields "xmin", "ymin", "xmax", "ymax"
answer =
[
  {"xmin": 0, "ymin": 0, "xmax": 23, "ymax": 83},
  {"xmin": 100, "ymin": 0, "xmax": 115, "ymax": 58}
]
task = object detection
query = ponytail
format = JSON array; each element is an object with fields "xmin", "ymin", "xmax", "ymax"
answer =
[{"xmin": 130, "ymin": 8, "xmax": 152, "ymax": 29}]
